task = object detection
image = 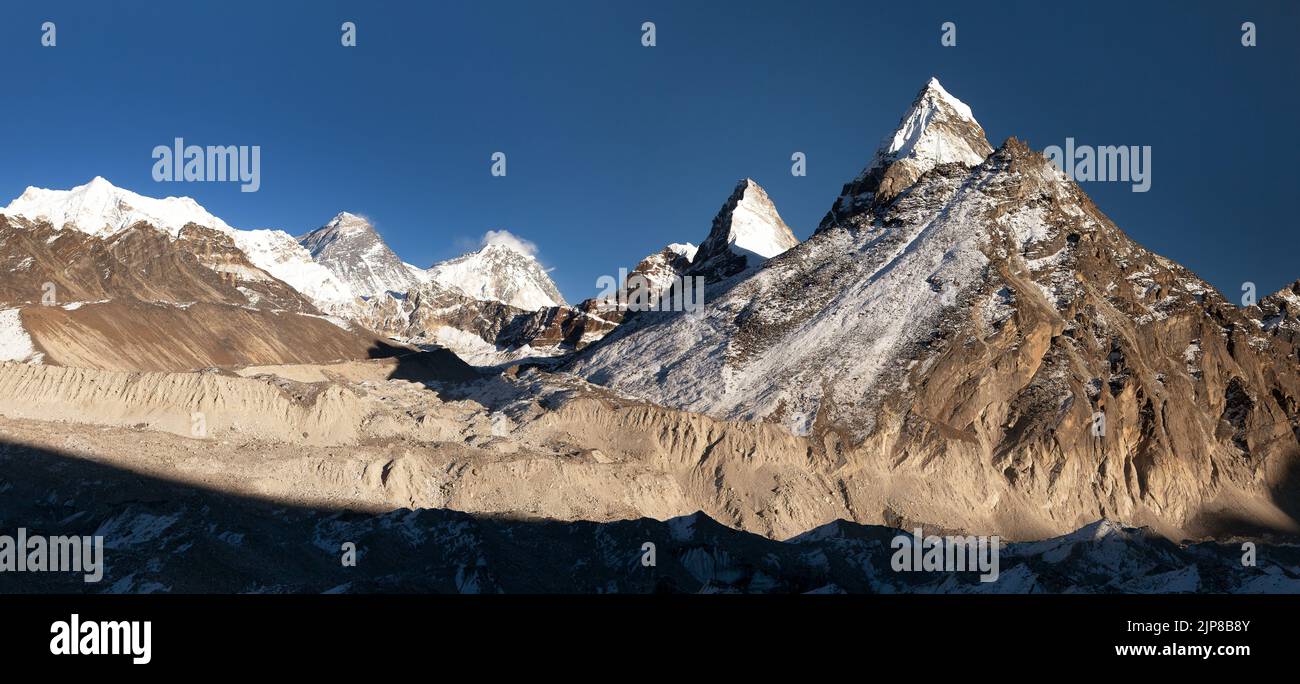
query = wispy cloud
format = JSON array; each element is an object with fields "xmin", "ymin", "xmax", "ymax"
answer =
[{"xmin": 479, "ymin": 229, "xmax": 538, "ymax": 258}]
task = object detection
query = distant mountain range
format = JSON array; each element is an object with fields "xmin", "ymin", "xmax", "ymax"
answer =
[{"xmin": 2, "ymin": 77, "xmax": 1298, "ymax": 550}]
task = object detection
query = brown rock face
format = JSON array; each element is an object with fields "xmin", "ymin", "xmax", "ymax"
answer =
[
  {"xmin": 497, "ymin": 297, "xmax": 622, "ymax": 349},
  {"xmin": 0, "ymin": 215, "xmax": 317, "ymax": 312},
  {"xmin": 0, "ymin": 215, "xmax": 397, "ymax": 371},
  {"xmin": 885, "ymin": 144, "xmax": 1300, "ymax": 538},
  {"xmin": 17, "ymin": 301, "xmax": 397, "ymax": 372}
]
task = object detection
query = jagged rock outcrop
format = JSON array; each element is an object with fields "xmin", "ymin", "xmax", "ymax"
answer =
[
  {"xmin": 1251, "ymin": 281, "xmax": 1300, "ymax": 353},
  {"xmin": 627, "ymin": 242, "xmax": 697, "ymax": 296}
]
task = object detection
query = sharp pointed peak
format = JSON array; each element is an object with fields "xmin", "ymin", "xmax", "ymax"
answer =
[
  {"xmin": 322, "ymin": 211, "xmax": 375, "ymax": 232},
  {"xmin": 911, "ymin": 76, "xmax": 976, "ymax": 122},
  {"xmin": 819, "ymin": 77, "xmax": 993, "ymax": 222},
  {"xmin": 728, "ymin": 177, "xmax": 775, "ymax": 203},
  {"xmin": 873, "ymin": 77, "xmax": 990, "ymax": 171},
  {"xmin": 690, "ymin": 177, "xmax": 798, "ymax": 277}
]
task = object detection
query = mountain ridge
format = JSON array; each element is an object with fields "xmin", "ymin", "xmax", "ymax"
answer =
[{"xmin": 565, "ymin": 78, "xmax": 1300, "ymax": 539}]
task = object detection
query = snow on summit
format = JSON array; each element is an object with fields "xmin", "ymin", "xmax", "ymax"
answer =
[
  {"xmin": 0, "ymin": 178, "xmax": 566, "ymax": 316},
  {"xmin": 299, "ymin": 212, "xmax": 419, "ymax": 298},
  {"xmin": 2, "ymin": 176, "xmax": 234, "ymax": 237},
  {"xmin": 872, "ymin": 77, "xmax": 989, "ymax": 173},
  {"xmin": 1, "ymin": 177, "xmax": 356, "ymax": 314},
  {"xmin": 423, "ymin": 236, "xmax": 567, "ymax": 310},
  {"xmin": 569, "ymin": 79, "xmax": 1024, "ymax": 437},
  {"xmin": 711, "ymin": 179, "xmax": 798, "ymax": 260},
  {"xmin": 688, "ymin": 178, "xmax": 799, "ymax": 281},
  {"xmin": 822, "ymin": 78, "xmax": 994, "ymax": 225}
]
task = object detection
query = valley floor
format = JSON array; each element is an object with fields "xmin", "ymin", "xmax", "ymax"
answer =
[{"xmin": 1, "ymin": 353, "xmax": 1298, "ymax": 593}]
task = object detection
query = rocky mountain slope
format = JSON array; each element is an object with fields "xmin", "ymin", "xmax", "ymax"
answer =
[
  {"xmin": 4, "ymin": 177, "xmax": 358, "ymax": 316},
  {"xmin": 0, "ymin": 178, "xmax": 593, "ymax": 367},
  {"xmin": 567, "ymin": 78, "xmax": 1300, "ymax": 538},
  {"xmin": 627, "ymin": 242, "xmax": 697, "ymax": 298},
  {"xmin": 1251, "ymin": 281, "xmax": 1300, "ymax": 355},
  {"xmin": 0, "ymin": 184, "xmax": 391, "ymax": 370},
  {"xmin": 2, "ymin": 79, "xmax": 1296, "ymax": 556}
]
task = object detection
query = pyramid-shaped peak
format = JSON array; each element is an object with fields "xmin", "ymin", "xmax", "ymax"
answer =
[
  {"xmin": 724, "ymin": 177, "xmax": 771, "ymax": 206},
  {"xmin": 818, "ymin": 78, "xmax": 994, "ymax": 228},
  {"xmin": 716, "ymin": 179, "xmax": 796, "ymax": 257},
  {"xmin": 322, "ymin": 211, "xmax": 376, "ymax": 234},
  {"xmin": 687, "ymin": 178, "xmax": 798, "ymax": 281},
  {"xmin": 300, "ymin": 212, "xmax": 386, "ymax": 256},
  {"xmin": 877, "ymin": 77, "xmax": 988, "ymax": 169},
  {"xmin": 918, "ymin": 77, "xmax": 975, "ymax": 122},
  {"xmin": 299, "ymin": 212, "xmax": 417, "ymax": 298}
]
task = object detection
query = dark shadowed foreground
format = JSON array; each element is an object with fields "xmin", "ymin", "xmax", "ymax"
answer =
[{"xmin": 1, "ymin": 438, "xmax": 1297, "ymax": 594}]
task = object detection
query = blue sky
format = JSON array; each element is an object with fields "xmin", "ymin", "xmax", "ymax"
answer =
[{"xmin": 1, "ymin": 1, "xmax": 1297, "ymax": 302}]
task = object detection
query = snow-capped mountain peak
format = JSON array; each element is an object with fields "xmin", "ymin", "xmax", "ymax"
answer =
[
  {"xmin": 1, "ymin": 177, "xmax": 357, "ymax": 314},
  {"xmin": 479, "ymin": 241, "xmax": 531, "ymax": 258},
  {"xmin": 666, "ymin": 242, "xmax": 699, "ymax": 261},
  {"xmin": 323, "ymin": 212, "xmax": 373, "ymax": 235},
  {"xmin": 2, "ymin": 176, "xmax": 235, "ymax": 237},
  {"xmin": 424, "ymin": 239, "xmax": 567, "ymax": 310},
  {"xmin": 874, "ymin": 77, "xmax": 989, "ymax": 173},
  {"xmin": 623, "ymin": 242, "xmax": 698, "ymax": 300},
  {"xmin": 821, "ymin": 78, "xmax": 993, "ymax": 229},
  {"xmin": 298, "ymin": 212, "xmax": 417, "ymax": 299},
  {"xmin": 688, "ymin": 178, "xmax": 798, "ymax": 281}
]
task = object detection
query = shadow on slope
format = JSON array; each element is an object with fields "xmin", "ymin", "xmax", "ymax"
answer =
[
  {"xmin": 366, "ymin": 340, "xmax": 481, "ymax": 384},
  {"xmin": 1190, "ymin": 456, "xmax": 1300, "ymax": 541}
]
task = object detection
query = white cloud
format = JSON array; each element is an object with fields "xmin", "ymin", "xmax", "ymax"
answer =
[{"xmin": 480, "ymin": 229, "xmax": 538, "ymax": 258}]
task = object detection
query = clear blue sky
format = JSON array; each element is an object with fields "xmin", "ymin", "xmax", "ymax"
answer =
[{"xmin": 1, "ymin": 1, "xmax": 1297, "ymax": 302}]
